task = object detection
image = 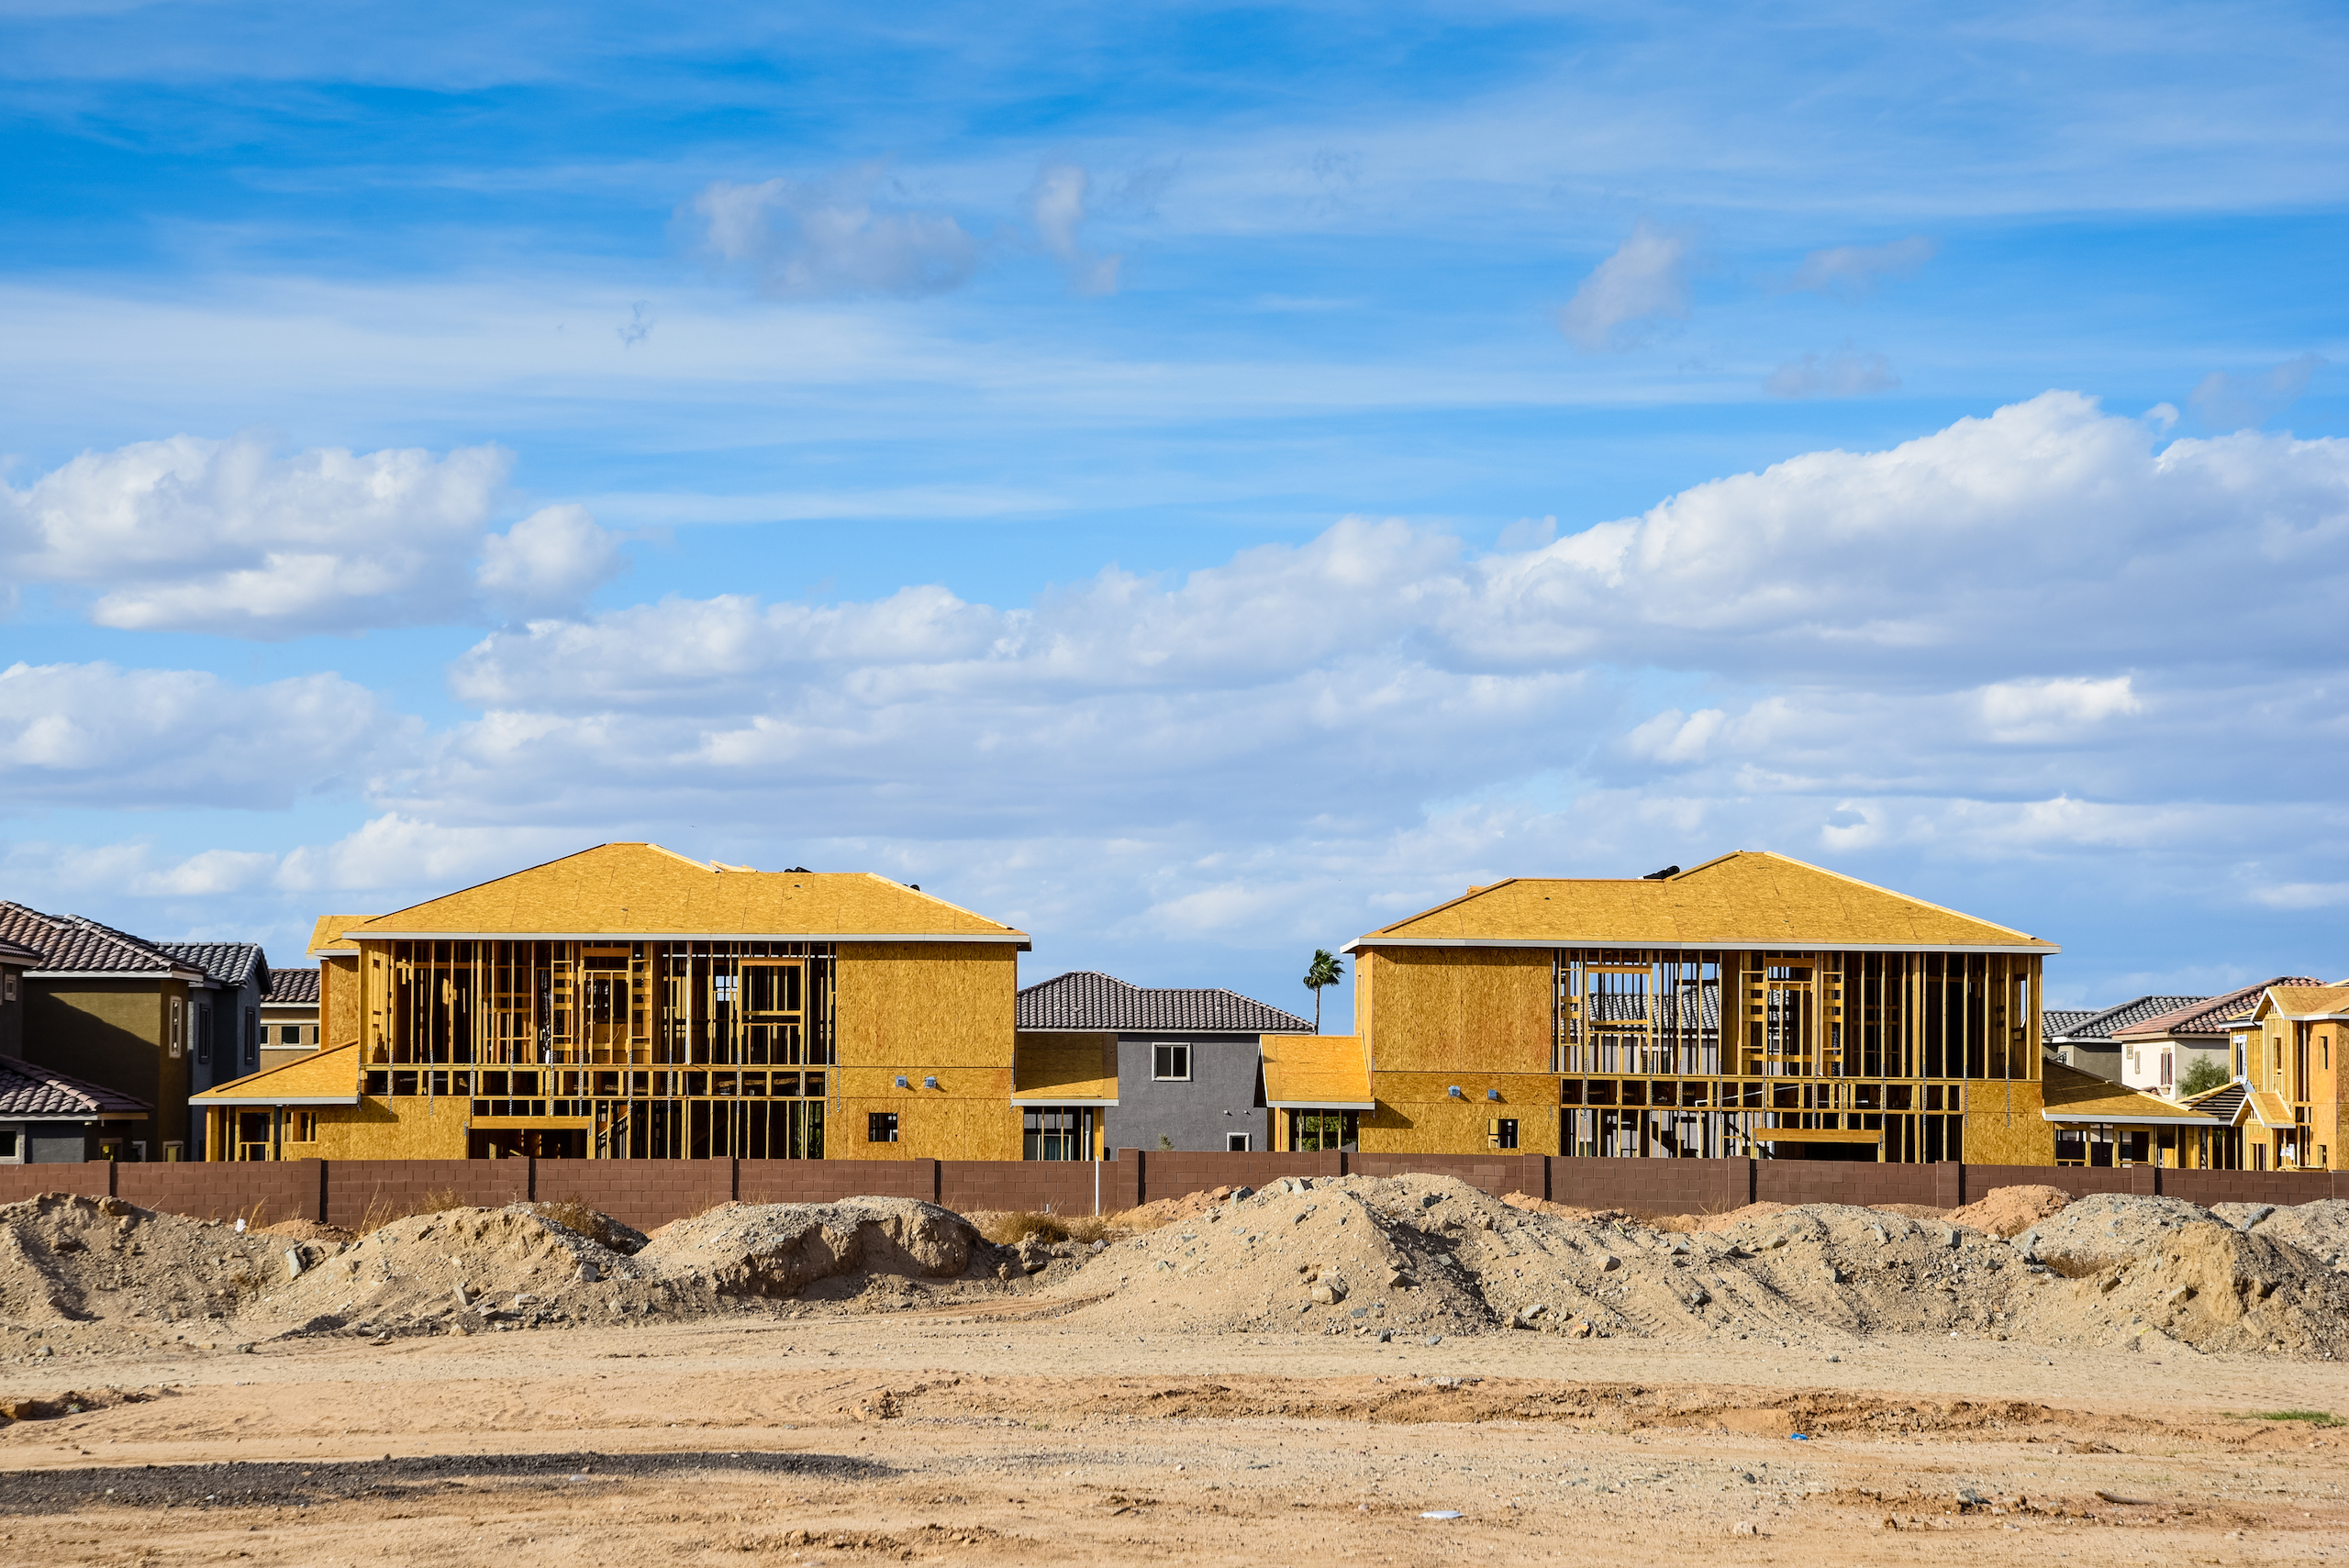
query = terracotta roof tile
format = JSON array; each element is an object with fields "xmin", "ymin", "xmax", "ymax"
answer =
[
  {"xmin": 0, "ymin": 1057, "xmax": 150, "ymax": 1119},
  {"xmin": 2111, "ymin": 977, "xmax": 2324, "ymax": 1040},
  {"xmin": 1016, "ymin": 971, "xmax": 1312, "ymax": 1034}
]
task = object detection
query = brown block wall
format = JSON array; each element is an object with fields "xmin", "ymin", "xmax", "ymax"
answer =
[
  {"xmin": 739, "ymin": 1159, "xmax": 936, "ymax": 1207},
  {"xmin": 1962, "ymin": 1163, "xmax": 2153, "ymax": 1203},
  {"xmin": 1135, "ymin": 1150, "xmax": 1343, "ymax": 1204},
  {"xmin": 2155, "ymin": 1169, "xmax": 2345, "ymax": 1207},
  {"xmin": 0, "ymin": 1162, "xmax": 117, "ymax": 1207},
  {"xmin": 117, "ymin": 1159, "xmax": 325, "ymax": 1223},
  {"xmin": 532, "ymin": 1160, "xmax": 737, "ymax": 1234},
  {"xmin": 1349, "ymin": 1151, "xmax": 1549, "ymax": 1199},
  {"xmin": 940, "ymin": 1160, "xmax": 1111, "ymax": 1216},
  {"xmin": 1551, "ymin": 1157, "xmax": 1749, "ymax": 1215},
  {"xmin": 321, "ymin": 1160, "xmax": 529, "ymax": 1229},
  {"xmin": 1754, "ymin": 1160, "xmax": 1944, "ymax": 1209}
]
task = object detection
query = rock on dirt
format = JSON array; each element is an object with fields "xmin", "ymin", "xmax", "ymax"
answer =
[
  {"xmin": 640, "ymin": 1199, "xmax": 986, "ymax": 1298},
  {"xmin": 1945, "ymin": 1185, "xmax": 2075, "ymax": 1239},
  {"xmin": 0, "ymin": 1194, "xmax": 286, "ymax": 1331},
  {"xmin": 2214, "ymin": 1199, "xmax": 2349, "ymax": 1273}
]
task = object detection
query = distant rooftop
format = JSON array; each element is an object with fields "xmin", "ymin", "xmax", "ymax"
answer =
[{"xmin": 1017, "ymin": 971, "xmax": 1312, "ymax": 1034}]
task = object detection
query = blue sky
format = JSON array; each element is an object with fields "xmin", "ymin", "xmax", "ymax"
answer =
[{"xmin": 3, "ymin": 0, "xmax": 2345, "ymax": 1021}]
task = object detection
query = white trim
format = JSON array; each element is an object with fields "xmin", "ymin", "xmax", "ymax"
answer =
[
  {"xmin": 1009, "ymin": 1095, "xmax": 1119, "ymax": 1106},
  {"xmin": 26, "ymin": 968, "xmax": 207, "ymax": 982},
  {"xmin": 1267, "ymin": 1099, "xmax": 1375, "ymax": 1110},
  {"xmin": 193, "ymin": 1094, "xmax": 360, "ymax": 1106},
  {"xmin": 351, "ymin": 929, "xmax": 1030, "ymax": 945},
  {"xmin": 1342, "ymin": 937, "xmax": 2058, "ymax": 955},
  {"xmin": 2040, "ymin": 1111, "xmax": 2212, "ymax": 1125}
]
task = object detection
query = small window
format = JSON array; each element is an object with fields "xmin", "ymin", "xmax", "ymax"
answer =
[
  {"xmin": 293, "ymin": 1112, "xmax": 317, "ymax": 1142},
  {"xmin": 280, "ymin": 1025, "xmax": 304, "ymax": 1046},
  {"xmin": 867, "ymin": 1111, "xmax": 898, "ymax": 1143},
  {"xmin": 1152, "ymin": 1042, "xmax": 1191, "ymax": 1081},
  {"xmin": 1492, "ymin": 1118, "xmax": 1520, "ymax": 1150},
  {"xmin": 2, "ymin": 972, "xmax": 14, "ymax": 1002},
  {"xmin": 1226, "ymin": 1132, "xmax": 1250, "ymax": 1152},
  {"xmin": 307, "ymin": 1025, "xmax": 320, "ymax": 1045},
  {"xmin": 0, "ymin": 1129, "xmax": 18, "ymax": 1161}
]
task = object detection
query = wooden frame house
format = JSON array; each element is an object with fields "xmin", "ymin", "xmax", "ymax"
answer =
[
  {"xmin": 1333, "ymin": 851, "xmax": 2064, "ymax": 1162},
  {"xmin": 194, "ymin": 844, "xmax": 1030, "ymax": 1162}
]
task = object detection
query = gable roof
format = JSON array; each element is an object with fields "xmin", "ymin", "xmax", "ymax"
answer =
[
  {"xmin": 2038, "ymin": 1059, "xmax": 2213, "ymax": 1123},
  {"xmin": 154, "ymin": 942, "xmax": 270, "ymax": 991},
  {"xmin": 2252, "ymin": 984, "xmax": 2349, "ymax": 1022},
  {"xmin": 2042, "ymin": 1007, "xmax": 2099, "ymax": 1040},
  {"xmin": 262, "ymin": 967, "xmax": 319, "ymax": 1006},
  {"xmin": 1347, "ymin": 851, "xmax": 2056, "ymax": 953},
  {"xmin": 1016, "ymin": 971, "xmax": 1313, "ymax": 1034},
  {"xmin": 340, "ymin": 843, "xmax": 1028, "ymax": 946},
  {"xmin": 2184, "ymin": 1080, "xmax": 2249, "ymax": 1126},
  {"xmin": 0, "ymin": 1057, "xmax": 150, "ymax": 1120},
  {"xmin": 2044, "ymin": 995, "xmax": 2207, "ymax": 1042},
  {"xmin": 0, "ymin": 903, "xmax": 201, "ymax": 979},
  {"xmin": 308, "ymin": 916, "xmax": 370, "ymax": 958},
  {"xmin": 2112, "ymin": 978, "xmax": 2323, "ymax": 1040},
  {"xmin": 192, "ymin": 1042, "xmax": 361, "ymax": 1106}
]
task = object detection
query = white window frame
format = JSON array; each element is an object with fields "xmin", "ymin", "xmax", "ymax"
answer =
[
  {"xmin": 1152, "ymin": 1041, "xmax": 1191, "ymax": 1082},
  {"xmin": 1226, "ymin": 1131, "xmax": 1250, "ymax": 1151}
]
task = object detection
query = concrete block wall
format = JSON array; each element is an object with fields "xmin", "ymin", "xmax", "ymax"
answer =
[
  {"xmin": 534, "ymin": 1160, "xmax": 735, "ymax": 1234},
  {"xmin": 940, "ymin": 1159, "xmax": 1115, "ymax": 1215},
  {"xmin": 118, "ymin": 1159, "xmax": 324, "ymax": 1223},
  {"xmin": 2157, "ymin": 1169, "xmax": 2342, "ymax": 1207},
  {"xmin": 1132, "ymin": 1150, "xmax": 1342, "ymax": 1204},
  {"xmin": 0, "ymin": 1161, "xmax": 128, "ymax": 1207},
  {"xmin": 1551, "ymin": 1156, "xmax": 1747, "ymax": 1214},
  {"xmin": 740, "ymin": 1159, "xmax": 935, "ymax": 1207},
  {"xmin": 1755, "ymin": 1160, "xmax": 1947, "ymax": 1210},
  {"xmin": 322, "ymin": 1160, "xmax": 528, "ymax": 1229}
]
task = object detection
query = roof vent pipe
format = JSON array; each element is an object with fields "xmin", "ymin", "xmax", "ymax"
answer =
[{"xmin": 1642, "ymin": 865, "xmax": 1680, "ymax": 880}]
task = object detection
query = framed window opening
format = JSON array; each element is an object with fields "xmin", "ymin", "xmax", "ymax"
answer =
[{"xmin": 1152, "ymin": 1041, "xmax": 1191, "ymax": 1081}]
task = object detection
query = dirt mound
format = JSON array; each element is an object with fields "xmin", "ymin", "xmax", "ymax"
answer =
[
  {"xmin": 640, "ymin": 1199, "xmax": 987, "ymax": 1299},
  {"xmin": 1119, "ymin": 1186, "xmax": 1244, "ymax": 1231},
  {"xmin": 0, "ymin": 1193, "xmax": 285, "ymax": 1329},
  {"xmin": 253, "ymin": 1205, "xmax": 642, "ymax": 1335},
  {"xmin": 1947, "ymin": 1184, "xmax": 2073, "ymax": 1238},
  {"xmin": 2214, "ymin": 1199, "xmax": 2349, "ymax": 1271},
  {"xmin": 258, "ymin": 1218, "xmax": 357, "ymax": 1245},
  {"xmin": 1501, "ymin": 1192, "xmax": 1632, "ymax": 1224}
]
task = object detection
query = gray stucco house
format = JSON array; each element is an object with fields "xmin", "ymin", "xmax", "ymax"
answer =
[{"xmin": 1014, "ymin": 970, "xmax": 1312, "ymax": 1154}]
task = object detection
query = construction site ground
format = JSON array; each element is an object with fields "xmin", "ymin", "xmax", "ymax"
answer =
[{"xmin": 4, "ymin": 1179, "xmax": 2349, "ymax": 1564}]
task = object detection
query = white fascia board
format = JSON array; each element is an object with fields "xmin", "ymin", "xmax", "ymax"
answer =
[
  {"xmin": 1008, "ymin": 1095, "xmax": 1119, "ymax": 1106},
  {"xmin": 26, "ymin": 968, "xmax": 204, "ymax": 982},
  {"xmin": 193, "ymin": 1094, "xmax": 361, "ymax": 1107},
  {"xmin": 2039, "ymin": 1111, "xmax": 2214, "ymax": 1125},
  {"xmin": 1264, "ymin": 1099, "xmax": 1376, "ymax": 1110},
  {"xmin": 1343, "ymin": 937, "xmax": 2059, "ymax": 955}
]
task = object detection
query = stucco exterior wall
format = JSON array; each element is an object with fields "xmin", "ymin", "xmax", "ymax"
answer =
[
  {"xmin": 23, "ymin": 977, "xmax": 185, "ymax": 1158},
  {"xmin": 1112, "ymin": 1032, "xmax": 1264, "ymax": 1151}
]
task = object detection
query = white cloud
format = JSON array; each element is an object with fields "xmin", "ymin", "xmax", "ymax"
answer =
[
  {"xmin": 0, "ymin": 434, "xmax": 622, "ymax": 637},
  {"xmin": 1785, "ymin": 236, "xmax": 1937, "ymax": 295},
  {"xmin": 1030, "ymin": 164, "xmax": 1122, "ymax": 295},
  {"xmin": 689, "ymin": 167, "xmax": 979, "ymax": 299},
  {"xmin": 1976, "ymin": 676, "xmax": 2141, "ymax": 743},
  {"xmin": 0, "ymin": 661, "xmax": 399, "ymax": 809},
  {"xmin": 476, "ymin": 504, "xmax": 626, "ymax": 618},
  {"xmin": 1558, "ymin": 218, "xmax": 1689, "ymax": 352},
  {"xmin": 2189, "ymin": 352, "xmax": 2328, "ymax": 430},
  {"xmin": 1765, "ymin": 347, "xmax": 1898, "ymax": 399}
]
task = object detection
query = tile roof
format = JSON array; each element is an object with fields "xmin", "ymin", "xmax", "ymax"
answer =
[
  {"xmin": 2111, "ymin": 978, "xmax": 2325, "ymax": 1040},
  {"xmin": 0, "ymin": 903, "xmax": 188, "ymax": 975},
  {"xmin": 1351, "ymin": 851, "xmax": 2056, "ymax": 951},
  {"xmin": 2045, "ymin": 995, "xmax": 2207, "ymax": 1041},
  {"xmin": 2042, "ymin": 1008, "xmax": 2099, "ymax": 1039},
  {"xmin": 262, "ymin": 967, "xmax": 319, "ymax": 1006},
  {"xmin": 1016, "ymin": 971, "xmax": 1313, "ymax": 1034},
  {"xmin": 2183, "ymin": 1081, "xmax": 2248, "ymax": 1126},
  {"xmin": 346, "ymin": 843, "xmax": 1027, "ymax": 942},
  {"xmin": 0, "ymin": 937, "xmax": 42, "ymax": 965},
  {"xmin": 154, "ymin": 942, "xmax": 270, "ymax": 990},
  {"xmin": 0, "ymin": 1057, "xmax": 150, "ymax": 1119}
]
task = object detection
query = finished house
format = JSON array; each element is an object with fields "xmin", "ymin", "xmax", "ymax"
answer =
[
  {"xmin": 1333, "ymin": 851, "xmax": 2063, "ymax": 1162},
  {"xmin": 2040, "ymin": 995, "xmax": 2207, "ymax": 1084},
  {"xmin": 258, "ymin": 967, "xmax": 320, "ymax": 1073},
  {"xmin": 195, "ymin": 844, "xmax": 1031, "ymax": 1162},
  {"xmin": 1011, "ymin": 971, "xmax": 1311, "ymax": 1155},
  {"xmin": 2109, "ymin": 980, "xmax": 2320, "ymax": 1101}
]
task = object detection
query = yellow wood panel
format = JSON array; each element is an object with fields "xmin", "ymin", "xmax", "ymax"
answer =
[
  {"xmin": 1012, "ymin": 1032, "xmax": 1118, "ymax": 1098},
  {"xmin": 1963, "ymin": 1077, "xmax": 2053, "ymax": 1164},
  {"xmin": 835, "ymin": 943, "xmax": 1019, "ymax": 1071},
  {"xmin": 321, "ymin": 956, "xmax": 362, "ymax": 1049},
  {"xmin": 1358, "ymin": 1094, "xmax": 1557, "ymax": 1156},
  {"xmin": 834, "ymin": 1094, "xmax": 1021, "ymax": 1161},
  {"xmin": 1361, "ymin": 948, "xmax": 1552, "ymax": 1073},
  {"xmin": 306, "ymin": 1098, "xmax": 471, "ymax": 1160}
]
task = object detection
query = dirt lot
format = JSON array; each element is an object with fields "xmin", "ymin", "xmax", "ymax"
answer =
[{"xmin": 4, "ymin": 1180, "xmax": 2349, "ymax": 1563}]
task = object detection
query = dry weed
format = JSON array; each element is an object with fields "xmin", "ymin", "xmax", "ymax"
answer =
[
  {"xmin": 969, "ymin": 1209, "xmax": 1126, "ymax": 1246},
  {"xmin": 358, "ymin": 1186, "xmax": 470, "ymax": 1234}
]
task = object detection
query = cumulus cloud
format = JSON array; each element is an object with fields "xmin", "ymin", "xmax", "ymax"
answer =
[
  {"xmin": 2189, "ymin": 352, "xmax": 2328, "ymax": 430},
  {"xmin": 1765, "ymin": 347, "xmax": 1898, "ymax": 399},
  {"xmin": 0, "ymin": 661, "xmax": 399, "ymax": 808},
  {"xmin": 1030, "ymin": 164, "xmax": 1122, "ymax": 295},
  {"xmin": 0, "ymin": 434, "xmax": 625, "ymax": 637},
  {"xmin": 1785, "ymin": 236, "xmax": 1937, "ymax": 296},
  {"xmin": 689, "ymin": 166, "xmax": 978, "ymax": 298},
  {"xmin": 1558, "ymin": 218, "xmax": 1689, "ymax": 352},
  {"xmin": 476, "ymin": 504, "xmax": 627, "ymax": 618}
]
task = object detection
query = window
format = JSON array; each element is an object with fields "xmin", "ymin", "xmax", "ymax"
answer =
[
  {"xmin": 293, "ymin": 1112, "xmax": 317, "ymax": 1142},
  {"xmin": 279, "ymin": 1025, "xmax": 304, "ymax": 1046},
  {"xmin": 2160, "ymin": 1051, "xmax": 2172, "ymax": 1088},
  {"xmin": 1289, "ymin": 1109, "xmax": 1358, "ymax": 1152},
  {"xmin": 2, "ymin": 972, "xmax": 14, "ymax": 1002},
  {"xmin": 244, "ymin": 1007, "xmax": 257, "ymax": 1068},
  {"xmin": 1491, "ymin": 1118, "xmax": 1520, "ymax": 1150},
  {"xmin": 867, "ymin": 1111, "xmax": 898, "ymax": 1143},
  {"xmin": 1152, "ymin": 1042, "xmax": 1191, "ymax": 1081},
  {"xmin": 1226, "ymin": 1132, "xmax": 1250, "ymax": 1151},
  {"xmin": 308, "ymin": 1025, "xmax": 320, "ymax": 1046},
  {"xmin": 1023, "ymin": 1106, "xmax": 1087, "ymax": 1161},
  {"xmin": 0, "ymin": 1130, "xmax": 17, "ymax": 1161},
  {"xmin": 195, "ymin": 1002, "xmax": 211, "ymax": 1065},
  {"xmin": 170, "ymin": 996, "xmax": 184, "ymax": 1059}
]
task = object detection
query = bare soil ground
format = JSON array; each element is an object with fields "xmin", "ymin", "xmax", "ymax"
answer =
[{"xmin": 6, "ymin": 1178, "xmax": 2349, "ymax": 1563}]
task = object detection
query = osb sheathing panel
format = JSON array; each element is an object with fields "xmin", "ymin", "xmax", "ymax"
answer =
[
  {"xmin": 1965, "ymin": 1077, "xmax": 2053, "ymax": 1165},
  {"xmin": 836, "ymin": 943, "xmax": 1019, "ymax": 1070},
  {"xmin": 350, "ymin": 842, "xmax": 1025, "ymax": 940},
  {"xmin": 1012, "ymin": 1032, "xmax": 1117, "ymax": 1098},
  {"xmin": 307, "ymin": 1098, "xmax": 470, "ymax": 1160},
  {"xmin": 1364, "ymin": 850, "xmax": 2054, "ymax": 951},
  {"xmin": 193, "ymin": 1043, "xmax": 362, "ymax": 1106},
  {"xmin": 2039, "ymin": 1060, "xmax": 2209, "ymax": 1121},
  {"xmin": 832, "ymin": 1066, "xmax": 1014, "ymax": 1101},
  {"xmin": 836, "ymin": 1095, "xmax": 1021, "ymax": 1162},
  {"xmin": 1260, "ymin": 1035, "xmax": 1370, "ymax": 1104},
  {"xmin": 1360, "ymin": 1095, "xmax": 1560, "ymax": 1157},
  {"xmin": 1362, "ymin": 948, "xmax": 1552, "ymax": 1073},
  {"xmin": 321, "ymin": 956, "xmax": 361, "ymax": 1049},
  {"xmin": 308, "ymin": 915, "xmax": 370, "ymax": 955}
]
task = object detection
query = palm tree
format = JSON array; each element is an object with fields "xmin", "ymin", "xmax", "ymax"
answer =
[{"xmin": 1302, "ymin": 949, "xmax": 1344, "ymax": 1034}]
